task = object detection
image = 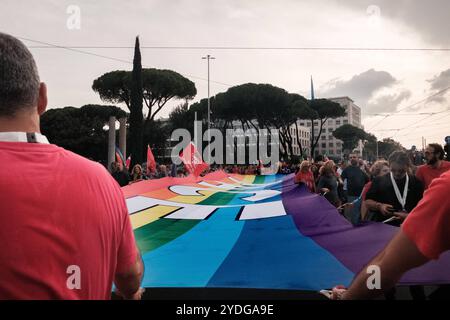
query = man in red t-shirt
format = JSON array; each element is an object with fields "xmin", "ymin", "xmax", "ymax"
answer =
[
  {"xmin": 416, "ymin": 143, "xmax": 450, "ymax": 189},
  {"xmin": 329, "ymin": 170, "xmax": 450, "ymax": 299},
  {"xmin": 0, "ymin": 33, "xmax": 143, "ymax": 299}
]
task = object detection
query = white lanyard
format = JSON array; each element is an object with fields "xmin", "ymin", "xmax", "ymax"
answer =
[
  {"xmin": 0, "ymin": 132, "xmax": 49, "ymax": 144},
  {"xmin": 390, "ymin": 172, "xmax": 409, "ymax": 211}
]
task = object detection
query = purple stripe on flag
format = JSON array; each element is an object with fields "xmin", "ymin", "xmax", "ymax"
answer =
[{"xmin": 281, "ymin": 174, "xmax": 450, "ymax": 285}]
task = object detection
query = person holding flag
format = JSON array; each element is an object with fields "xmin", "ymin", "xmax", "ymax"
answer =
[{"xmin": 179, "ymin": 142, "xmax": 209, "ymax": 177}]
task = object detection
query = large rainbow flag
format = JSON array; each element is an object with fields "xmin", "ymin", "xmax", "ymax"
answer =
[{"xmin": 122, "ymin": 171, "xmax": 450, "ymax": 291}]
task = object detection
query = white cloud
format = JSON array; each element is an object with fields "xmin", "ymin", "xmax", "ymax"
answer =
[
  {"xmin": 320, "ymin": 69, "xmax": 398, "ymax": 108},
  {"xmin": 426, "ymin": 68, "xmax": 450, "ymax": 104},
  {"xmin": 367, "ymin": 89, "xmax": 411, "ymax": 114}
]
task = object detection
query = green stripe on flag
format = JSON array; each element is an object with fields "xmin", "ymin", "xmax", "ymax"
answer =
[{"xmin": 134, "ymin": 218, "xmax": 200, "ymax": 254}]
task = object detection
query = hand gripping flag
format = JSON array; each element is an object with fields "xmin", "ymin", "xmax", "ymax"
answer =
[{"xmin": 179, "ymin": 142, "xmax": 209, "ymax": 177}]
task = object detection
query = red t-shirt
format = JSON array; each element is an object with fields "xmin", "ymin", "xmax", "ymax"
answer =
[
  {"xmin": 415, "ymin": 161, "xmax": 450, "ymax": 189},
  {"xmin": 402, "ymin": 170, "xmax": 450, "ymax": 260},
  {"xmin": 294, "ymin": 171, "xmax": 315, "ymax": 192},
  {"xmin": 0, "ymin": 141, "xmax": 138, "ymax": 299}
]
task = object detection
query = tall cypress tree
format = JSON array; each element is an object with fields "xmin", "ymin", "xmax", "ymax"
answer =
[{"xmin": 129, "ymin": 36, "xmax": 144, "ymax": 167}]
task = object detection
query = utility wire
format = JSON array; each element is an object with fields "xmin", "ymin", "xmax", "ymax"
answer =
[
  {"xmin": 367, "ymin": 86, "xmax": 450, "ymax": 131},
  {"xmin": 376, "ymin": 121, "xmax": 450, "ymax": 131},
  {"xmin": 27, "ymin": 45, "xmax": 450, "ymax": 51},
  {"xmin": 19, "ymin": 36, "xmax": 233, "ymax": 88}
]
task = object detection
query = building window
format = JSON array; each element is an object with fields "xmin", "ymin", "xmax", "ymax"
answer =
[
  {"xmin": 336, "ymin": 120, "xmax": 341, "ymax": 125},
  {"xmin": 322, "ymin": 143, "xmax": 326, "ymax": 148},
  {"xmin": 329, "ymin": 142, "xmax": 334, "ymax": 147},
  {"xmin": 343, "ymin": 119, "xmax": 348, "ymax": 124}
]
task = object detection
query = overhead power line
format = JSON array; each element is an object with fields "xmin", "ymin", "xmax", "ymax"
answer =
[
  {"xmin": 367, "ymin": 86, "xmax": 450, "ymax": 131},
  {"xmin": 19, "ymin": 36, "xmax": 233, "ymax": 88},
  {"xmin": 375, "ymin": 121, "xmax": 450, "ymax": 131},
  {"xmin": 27, "ymin": 45, "xmax": 450, "ymax": 51}
]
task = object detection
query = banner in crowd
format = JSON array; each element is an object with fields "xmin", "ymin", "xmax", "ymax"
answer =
[
  {"xmin": 122, "ymin": 172, "xmax": 450, "ymax": 290},
  {"xmin": 146, "ymin": 145, "xmax": 156, "ymax": 174},
  {"xmin": 115, "ymin": 147, "xmax": 126, "ymax": 168},
  {"xmin": 179, "ymin": 142, "xmax": 209, "ymax": 177}
]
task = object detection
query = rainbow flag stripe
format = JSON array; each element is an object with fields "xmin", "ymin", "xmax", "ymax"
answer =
[{"xmin": 123, "ymin": 171, "xmax": 450, "ymax": 290}]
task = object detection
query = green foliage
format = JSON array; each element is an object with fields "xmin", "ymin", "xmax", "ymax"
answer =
[
  {"xmin": 332, "ymin": 124, "xmax": 371, "ymax": 153},
  {"xmin": 143, "ymin": 119, "xmax": 172, "ymax": 162},
  {"xmin": 92, "ymin": 68, "xmax": 196, "ymax": 120},
  {"xmin": 92, "ymin": 53, "xmax": 197, "ymax": 166},
  {"xmin": 92, "ymin": 70, "xmax": 131, "ymax": 108},
  {"xmin": 168, "ymin": 102, "xmax": 200, "ymax": 136},
  {"xmin": 129, "ymin": 36, "xmax": 144, "ymax": 167},
  {"xmin": 142, "ymin": 69, "xmax": 197, "ymax": 120},
  {"xmin": 40, "ymin": 105, "xmax": 126, "ymax": 163},
  {"xmin": 364, "ymin": 137, "xmax": 405, "ymax": 160},
  {"xmin": 309, "ymin": 99, "xmax": 346, "ymax": 120},
  {"xmin": 307, "ymin": 99, "xmax": 346, "ymax": 158}
]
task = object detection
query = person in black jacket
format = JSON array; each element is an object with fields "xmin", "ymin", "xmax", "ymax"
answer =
[
  {"xmin": 364, "ymin": 151, "xmax": 425, "ymax": 300},
  {"xmin": 110, "ymin": 161, "xmax": 131, "ymax": 187},
  {"xmin": 365, "ymin": 151, "xmax": 424, "ymax": 226}
]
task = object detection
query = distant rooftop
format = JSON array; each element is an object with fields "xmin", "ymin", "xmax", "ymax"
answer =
[{"xmin": 326, "ymin": 96, "xmax": 354, "ymax": 103}]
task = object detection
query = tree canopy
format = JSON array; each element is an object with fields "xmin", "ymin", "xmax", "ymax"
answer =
[
  {"xmin": 40, "ymin": 105, "xmax": 126, "ymax": 163},
  {"xmin": 363, "ymin": 137, "xmax": 405, "ymax": 161},
  {"xmin": 92, "ymin": 68, "xmax": 196, "ymax": 121},
  {"xmin": 177, "ymin": 83, "xmax": 321, "ymax": 160},
  {"xmin": 332, "ymin": 124, "xmax": 373, "ymax": 155},
  {"xmin": 92, "ymin": 70, "xmax": 131, "ymax": 108},
  {"xmin": 142, "ymin": 69, "xmax": 196, "ymax": 121}
]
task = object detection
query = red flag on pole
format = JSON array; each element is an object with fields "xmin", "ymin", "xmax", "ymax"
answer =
[
  {"xmin": 125, "ymin": 155, "xmax": 131, "ymax": 170},
  {"xmin": 179, "ymin": 142, "xmax": 209, "ymax": 177},
  {"xmin": 147, "ymin": 145, "xmax": 156, "ymax": 174}
]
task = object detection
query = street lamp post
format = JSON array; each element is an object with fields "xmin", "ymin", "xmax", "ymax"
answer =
[{"xmin": 202, "ymin": 54, "xmax": 215, "ymax": 162}]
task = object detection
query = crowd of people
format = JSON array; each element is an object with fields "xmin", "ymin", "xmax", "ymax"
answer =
[
  {"xmin": 1, "ymin": 32, "xmax": 449, "ymax": 300},
  {"xmin": 110, "ymin": 144, "xmax": 450, "ymax": 231},
  {"xmin": 109, "ymin": 162, "xmax": 276, "ymax": 186},
  {"xmin": 293, "ymin": 143, "xmax": 450, "ymax": 229}
]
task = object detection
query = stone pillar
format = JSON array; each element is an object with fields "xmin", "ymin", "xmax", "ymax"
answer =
[
  {"xmin": 107, "ymin": 116, "xmax": 116, "ymax": 171},
  {"xmin": 119, "ymin": 117, "xmax": 127, "ymax": 159}
]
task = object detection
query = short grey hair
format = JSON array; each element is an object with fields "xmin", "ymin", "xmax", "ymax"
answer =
[{"xmin": 0, "ymin": 33, "xmax": 40, "ymax": 117}]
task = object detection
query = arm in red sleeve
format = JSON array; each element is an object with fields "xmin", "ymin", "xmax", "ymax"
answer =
[{"xmin": 402, "ymin": 171, "xmax": 450, "ymax": 260}]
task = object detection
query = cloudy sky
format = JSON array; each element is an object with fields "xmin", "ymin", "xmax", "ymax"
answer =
[{"xmin": 1, "ymin": 0, "xmax": 449, "ymax": 148}]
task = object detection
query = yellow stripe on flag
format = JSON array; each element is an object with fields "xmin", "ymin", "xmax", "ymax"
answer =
[
  {"xmin": 242, "ymin": 175, "xmax": 256, "ymax": 184},
  {"xmin": 169, "ymin": 190, "xmax": 216, "ymax": 204},
  {"xmin": 131, "ymin": 205, "xmax": 180, "ymax": 229}
]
